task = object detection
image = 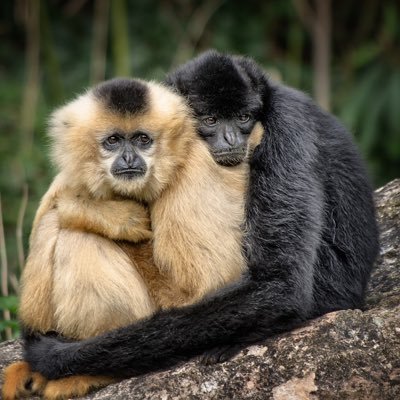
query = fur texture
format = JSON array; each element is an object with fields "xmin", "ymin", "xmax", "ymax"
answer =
[{"xmin": 25, "ymin": 52, "xmax": 378, "ymax": 382}]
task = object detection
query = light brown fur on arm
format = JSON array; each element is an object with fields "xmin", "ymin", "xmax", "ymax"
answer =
[{"xmin": 57, "ymin": 191, "xmax": 152, "ymax": 242}]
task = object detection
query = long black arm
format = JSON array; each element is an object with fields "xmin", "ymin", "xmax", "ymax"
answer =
[{"xmin": 25, "ymin": 278, "xmax": 303, "ymax": 379}]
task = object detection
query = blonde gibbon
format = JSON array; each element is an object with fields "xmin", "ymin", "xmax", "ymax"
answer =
[{"xmin": 3, "ymin": 78, "xmax": 263, "ymax": 400}]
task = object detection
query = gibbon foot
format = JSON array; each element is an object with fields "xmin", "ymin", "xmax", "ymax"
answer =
[
  {"xmin": 200, "ymin": 344, "xmax": 242, "ymax": 365},
  {"xmin": 42, "ymin": 375, "xmax": 117, "ymax": 400},
  {"xmin": 2, "ymin": 361, "xmax": 47, "ymax": 399}
]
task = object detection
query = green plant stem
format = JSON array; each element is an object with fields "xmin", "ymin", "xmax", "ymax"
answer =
[{"xmin": 0, "ymin": 195, "xmax": 12, "ymax": 340}]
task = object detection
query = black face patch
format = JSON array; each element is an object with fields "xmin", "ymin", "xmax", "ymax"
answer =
[{"xmin": 93, "ymin": 78, "xmax": 148, "ymax": 115}]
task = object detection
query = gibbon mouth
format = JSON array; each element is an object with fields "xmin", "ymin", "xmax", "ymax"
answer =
[
  {"xmin": 212, "ymin": 151, "xmax": 246, "ymax": 167},
  {"xmin": 113, "ymin": 169, "xmax": 146, "ymax": 179}
]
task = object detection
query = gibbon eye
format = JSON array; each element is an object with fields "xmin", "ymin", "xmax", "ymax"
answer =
[
  {"xmin": 106, "ymin": 135, "xmax": 120, "ymax": 145},
  {"xmin": 137, "ymin": 133, "xmax": 151, "ymax": 145},
  {"xmin": 204, "ymin": 116, "xmax": 217, "ymax": 126},
  {"xmin": 238, "ymin": 114, "xmax": 250, "ymax": 123}
]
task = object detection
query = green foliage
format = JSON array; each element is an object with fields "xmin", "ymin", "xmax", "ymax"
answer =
[
  {"xmin": 338, "ymin": 63, "xmax": 400, "ymax": 184},
  {"xmin": 0, "ymin": 296, "xmax": 20, "ymax": 340},
  {"xmin": 0, "ymin": 296, "xmax": 19, "ymax": 314}
]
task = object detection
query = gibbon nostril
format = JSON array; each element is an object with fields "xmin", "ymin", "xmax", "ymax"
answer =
[
  {"xmin": 223, "ymin": 129, "xmax": 237, "ymax": 146},
  {"xmin": 122, "ymin": 152, "xmax": 134, "ymax": 166}
]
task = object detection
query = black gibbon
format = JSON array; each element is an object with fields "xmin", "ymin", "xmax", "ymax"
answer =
[
  {"xmin": 23, "ymin": 51, "xmax": 379, "ymax": 387},
  {"xmin": 2, "ymin": 77, "xmax": 263, "ymax": 399}
]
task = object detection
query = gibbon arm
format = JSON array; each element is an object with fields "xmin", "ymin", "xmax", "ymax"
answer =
[{"xmin": 57, "ymin": 193, "xmax": 152, "ymax": 242}]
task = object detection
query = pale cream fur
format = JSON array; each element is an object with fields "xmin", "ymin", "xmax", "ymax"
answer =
[
  {"xmin": 19, "ymin": 81, "xmax": 263, "ymax": 340},
  {"xmin": 6, "ymin": 80, "xmax": 263, "ymax": 399},
  {"xmin": 19, "ymin": 174, "xmax": 155, "ymax": 339}
]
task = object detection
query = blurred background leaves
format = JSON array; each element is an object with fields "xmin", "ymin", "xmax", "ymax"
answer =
[{"xmin": 0, "ymin": 0, "xmax": 399, "ymax": 340}]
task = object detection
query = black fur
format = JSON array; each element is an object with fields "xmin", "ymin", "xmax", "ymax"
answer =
[
  {"xmin": 165, "ymin": 51, "xmax": 262, "ymax": 118},
  {"xmin": 93, "ymin": 78, "xmax": 148, "ymax": 115},
  {"xmin": 25, "ymin": 51, "xmax": 379, "ymax": 379},
  {"xmin": 166, "ymin": 52, "xmax": 263, "ymax": 167}
]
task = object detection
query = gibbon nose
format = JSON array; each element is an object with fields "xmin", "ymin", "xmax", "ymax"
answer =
[
  {"xmin": 122, "ymin": 152, "xmax": 136, "ymax": 168},
  {"xmin": 223, "ymin": 127, "xmax": 237, "ymax": 146}
]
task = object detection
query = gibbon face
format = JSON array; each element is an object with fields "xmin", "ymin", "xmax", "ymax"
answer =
[
  {"xmin": 48, "ymin": 78, "xmax": 195, "ymax": 202},
  {"xmin": 166, "ymin": 50, "xmax": 264, "ymax": 167},
  {"xmin": 98, "ymin": 127, "xmax": 156, "ymax": 196},
  {"xmin": 101, "ymin": 130, "xmax": 152, "ymax": 180}
]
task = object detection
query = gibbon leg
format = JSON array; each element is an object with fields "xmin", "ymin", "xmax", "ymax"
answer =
[
  {"xmin": 52, "ymin": 230, "xmax": 156, "ymax": 339},
  {"xmin": 42, "ymin": 376, "xmax": 117, "ymax": 400}
]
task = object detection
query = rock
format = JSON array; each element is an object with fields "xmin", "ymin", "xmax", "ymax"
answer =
[{"xmin": 1, "ymin": 179, "xmax": 399, "ymax": 399}]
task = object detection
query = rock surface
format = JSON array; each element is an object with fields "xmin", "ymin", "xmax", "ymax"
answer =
[{"xmin": 1, "ymin": 179, "xmax": 399, "ymax": 399}]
